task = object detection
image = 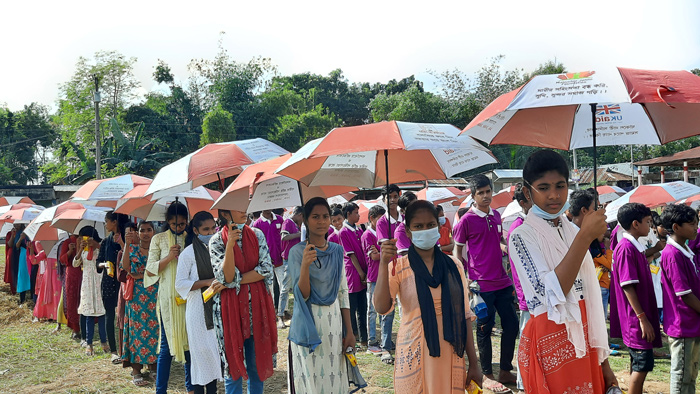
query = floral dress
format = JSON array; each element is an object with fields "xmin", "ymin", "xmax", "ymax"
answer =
[{"xmin": 122, "ymin": 244, "xmax": 160, "ymax": 365}]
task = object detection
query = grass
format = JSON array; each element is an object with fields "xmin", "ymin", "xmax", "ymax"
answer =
[{"xmin": 0, "ymin": 245, "xmax": 674, "ymax": 393}]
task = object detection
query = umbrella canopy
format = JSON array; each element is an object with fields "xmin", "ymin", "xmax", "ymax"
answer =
[
  {"xmin": 276, "ymin": 121, "xmax": 497, "ymax": 188},
  {"xmin": 71, "ymin": 174, "xmax": 152, "ymax": 202},
  {"xmin": 594, "ymin": 185, "xmax": 626, "ymax": 204},
  {"xmin": 0, "ymin": 203, "xmax": 44, "ymax": 217},
  {"xmin": 115, "ymin": 185, "xmax": 221, "ymax": 221},
  {"xmin": 326, "ymin": 192, "xmax": 357, "ymax": 206},
  {"xmin": 605, "ymin": 181, "xmax": 700, "ymax": 222},
  {"xmin": 356, "ymin": 199, "xmax": 382, "ymax": 224},
  {"xmin": 415, "ymin": 187, "xmax": 468, "ymax": 205},
  {"xmin": 51, "ymin": 205, "xmax": 110, "ymax": 235},
  {"xmin": 0, "ymin": 205, "xmax": 45, "ymax": 224},
  {"xmin": 676, "ymin": 193, "xmax": 700, "ymax": 209},
  {"xmin": 0, "ymin": 196, "xmax": 35, "ymax": 206},
  {"xmin": 211, "ymin": 154, "xmax": 356, "ymax": 213},
  {"xmin": 491, "ymin": 185, "xmax": 518, "ymax": 211},
  {"xmin": 25, "ymin": 201, "xmax": 109, "ymax": 249},
  {"xmin": 146, "ymin": 138, "xmax": 289, "ymax": 199}
]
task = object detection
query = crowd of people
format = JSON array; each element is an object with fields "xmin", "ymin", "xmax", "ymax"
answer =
[{"xmin": 3, "ymin": 148, "xmax": 700, "ymax": 394}]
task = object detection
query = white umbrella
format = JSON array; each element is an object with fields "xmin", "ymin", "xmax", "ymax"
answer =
[{"xmin": 605, "ymin": 181, "xmax": 700, "ymax": 222}]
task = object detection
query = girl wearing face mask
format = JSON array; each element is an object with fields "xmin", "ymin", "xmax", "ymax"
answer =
[
  {"xmin": 175, "ymin": 211, "xmax": 225, "ymax": 393},
  {"xmin": 209, "ymin": 209, "xmax": 277, "ymax": 394},
  {"xmin": 121, "ymin": 221, "xmax": 159, "ymax": 386},
  {"xmin": 144, "ymin": 201, "xmax": 195, "ymax": 394},
  {"xmin": 374, "ymin": 200, "xmax": 481, "ymax": 393},
  {"xmin": 508, "ymin": 150, "xmax": 618, "ymax": 394}
]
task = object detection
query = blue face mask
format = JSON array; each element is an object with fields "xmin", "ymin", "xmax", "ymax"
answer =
[
  {"xmin": 197, "ymin": 233, "xmax": 214, "ymax": 245},
  {"xmin": 531, "ymin": 200, "xmax": 570, "ymax": 220},
  {"xmin": 234, "ymin": 223, "xmax": 245, "ymax": 231}
]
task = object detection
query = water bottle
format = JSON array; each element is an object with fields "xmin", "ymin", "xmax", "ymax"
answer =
[{"xmin": 471, "ymin": 293, "xmax": 488, "ymax": 320}]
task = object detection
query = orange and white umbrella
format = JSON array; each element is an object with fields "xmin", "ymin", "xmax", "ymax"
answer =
[
  {"xmin": 415, "ymin": 187, "xmax": 468, "ymax": 205},
  {"xmin": 0, "ymin": 196, "xmax": 35, "ymax": 206},
  {"xmin": 71, "ymin": 174, "xmax": 152, "ymax": 207},
  {"xmin": 605, "ymin": 181, "xmax": 700, "ymax": 222},
  {"xmin": 356, "ymin": 199, "xmax": 382, "ymax": 224},
  {"xmin": 25, "ymin": 201, "xmax": 109, "ymax": 252},
  {"xmin": 115, "ymin": 185, "xmax": 221, "ymax": 221},
  {"xmin": 0, "ymin": 205, "xmax": 45, "ymax": 224},
  {"xmin": 211, "ymin": 154, "xmax": 355, "ymax": 213},
  {"xmin": 146, "ymin": 138, "xmax": 289, "ymax": 199},
  {"xmin": 276, "ymin": 121, "xmax": 496, "ymax": 189},
  {"xmin": 491, "ymin": 185, "xmax": 518, "ymax": 211},
  {"xmin": 594, "ymin": 185, "xmax": 626, "ymax": 204},
  {"xmin": 51, "ymin": 204, "xmax": 111, "ymax": 235},
  {"xmin": 327, "ymin": 192, "xmax": 357, "ymax": 206}
]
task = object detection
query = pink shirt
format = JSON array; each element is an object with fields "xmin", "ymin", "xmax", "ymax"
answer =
[
  {"xmin": 328, "ymin": 228, "xmax": 340, "ymax": 245},
  {"xmin": 394, "ymin": 222, "xmax": 412, "ymax": 254},
  {"xmin": 281, "ymin": 219, "xmax": 301, "ymax": 261},
  {"xmin": 507, "ymin": 216, "xmax": 528, "ymax": 311},
  {"xmin": 339, "ymin": 222, "xmax": 368, "ymax": 293},
  {"xmin": 376, "ymin": 213, "xmax": 403, "ymax": 244},
  {"xmin": 252, "ymin": 214, "xmax": 284, "ymax": 267},
  {"xmin": 610, "ymin": 235, "xmax": 662, "ymax": 349},
  {"xmin": 660, "ymin": 239, "xmax": 700, "ymax": 338},
  {"xmin": 362, "ymin": 228, "xmax": 380, "ymax": 283},
  {"xmin": 453, "ymin": 207, "xmax": 511, "ymax": 292}
]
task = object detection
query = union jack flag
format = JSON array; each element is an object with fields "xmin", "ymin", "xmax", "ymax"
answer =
[{"xmin": 596, "ymin": 104, "xmax": 621, "ymax": 115}]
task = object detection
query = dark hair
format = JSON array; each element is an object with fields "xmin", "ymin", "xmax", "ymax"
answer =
[
  {"xmin": 661, "ymin": 203, "xmax": 697, "ymax": 235},
  {"xmin": 381, "ymin": 184, "xmax": 401, "ymax": 198},
  {"xmin": 570, "ymin": 189, "xmax": 597, "ymax": 217},
  {"xmin": 469, "ymin": 174, "xmax": 492, "ymax": 196},
  {"xmin": 436, "ymin": 205, "xmax": 444, "ymax": 213},
  {"xmin": 126, "ymin": 222, "xmax": 138, "ymax": 232},
  {"xmin": 217, "ymin": 209, "xmax": 230, "ymax": 227},
  {"xmin": 331, "ymin": 206, "xmax": 343, "ymax": 218},
  {"xmin": 457, "ymin": 207, "xmax": 469, "ymax": 219},
  {"xmin": 185, "ymin": 211, "xmax": 215, "ymax": 247},
  {"xmin": 292, "ymin": 206, "xmax": 304, "ymax": 216},
  {"xmin": 78, "ymin": 225, "xmax": 102, "ymax": 243},
  {"xmin": 405, "ymin": 200, "xmax": 439, "ymax": 227},
  {"xmin": 166, "ymin": 201, "xmax": 189, "ymax": 222},
  {"xmin": 272, "ymin": 208, "xmax": 285, "ymax": 216},
  {"xmin": 651, "ymin": 211, "xmax": 662, "ymax": 227},
  {"xmin": 522, "ymin": 150, "xmax": 569, "ymax": 188},
  {"xmin": 513, "ymin": 183, "xmax": 527, "ymax": 203},
  {"xmin": 617, "ymin": 203, "xmax": 652, "ymax": 231},
  {"xmin": 368, "ymin": 205, "xmax": 386, "ymax": 219},
  {"xmin": 398, "ymin": 191, "xmax": 417, "ymax": 210},
  {"xmin": 252, "ymin": 211, "xmax": 261, "ymax": 220},
  {"xmin": 304, "ymin": 197, "xmax": 331, "ymax": 230},
  {"xmin": 137, "ymin": 221, "xmax": 153, "ymax": 231},
  {"xmin": 105, "ymin": 211, "xmax": 130, "ymax": 240},
  {"xmin": 342, "ymin": 202, "xmax": 359, "ymax": 218}
]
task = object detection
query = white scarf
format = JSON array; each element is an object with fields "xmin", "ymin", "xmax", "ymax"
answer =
[{"xmin": 526, "ymin": 211, "xmax": 610, "ymax": 363}]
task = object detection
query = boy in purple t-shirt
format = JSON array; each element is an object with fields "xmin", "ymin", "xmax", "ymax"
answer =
[
  {"xmin": 610, "ymin": 203, "xmax": 661, "ymax": 394},
  {"xmin": 659, "ymin": 204, "xmax": 700, "ymax": 394},
  {"xmin": 453, "ymin": 174, "xmax": 517, "ymax": 387},
  {"xmin": 376, "ymin": 184, "xmax": 402, "ymax": 244},
  {"xmin": 362, "ymin": 204, "xmax": 387, "ymax": 354},
  {"xmin": 277, "ymin": 206, "xmax": 303, "ymax": 328},
  {"xmin": 394, "ymin": 192, "xmax": 417, "ymax": 255},
  {"xmin": 339, "ymin": 202, "xmax": 368, "ymax": 346}
]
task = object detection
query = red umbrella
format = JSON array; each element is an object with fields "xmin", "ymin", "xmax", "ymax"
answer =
[
  {"xmin": 0, "ymin": 196, "xmax": 34, "ymax": 206},
  {"xmin": 414, "ymin": 187, "xmax": 468, "ymax": 205},
  {"xmin": 115, "ymin": 185, "xmax": 221, "ymax": 221},
  {"xmin": 71, "ymin": 174, "xmax": 152, "ymax": 207}
]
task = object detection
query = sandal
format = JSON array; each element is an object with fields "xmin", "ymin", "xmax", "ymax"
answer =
[
  {"xmin": 133, "ymin": 373, "xmax": 149, "ymax": 387},
  {"xmin": 111, "ymin": 354, "xmax": 121, "ymax": 364},
  {"xmin": 483, "ymin": 377, "xmax": 512, "ymax": 394},
  {"xmin": 381, "ymin": 352, "xmax": 394, "ymax": 365},
  {"xmin": 85, "ymin": 347, "xmax": 94, "ymax": 356}
]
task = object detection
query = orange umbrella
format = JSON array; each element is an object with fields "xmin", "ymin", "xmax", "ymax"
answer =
[
  {"xmin": 115, "ymin": 185, "xmax": 221, "ymax": 220},
  {"xmin": 415, "ymin": 187, "xmax": 468, "ymax": 205},
  {"xmin": 0, "ymin": 196, "xmax": 34, "ymax": 206},
  {"xmin": 211, "ymin": 154, "xmax": 355, "ymax": 213},
  {"xmin": 71, "ymin": 174, "xmax": 152, "ymax": 207}
]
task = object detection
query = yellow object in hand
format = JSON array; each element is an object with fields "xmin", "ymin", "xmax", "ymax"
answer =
[
  {"xmin": 466, "ymin": 380, "xmax": 483, "ymax": 394},
  {"xmin": 175, "ymin": 296, "xmax": 187, "ymax": 306},
  {"xmin": 82, "ymin": 236, "xmax": 89, "ymax": 252},
  {"xmin": 202, "ymin": 287, "xmax": 215, "ymax": 303}
]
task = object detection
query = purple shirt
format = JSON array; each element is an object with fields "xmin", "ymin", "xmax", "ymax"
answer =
[
  {"xmin": 394, "ymin": 222, "xmax": 412, "ymax": 254},
  {"xmin": 610, "ymin": 235, "xmax": 662, "ymax": 349},
  {"xmin": 328, "ymin": 228, "xmax": 340, "ymax": 245},
  {"xmin": 281, "ymin": 219, "xmax": 301, "ymax": 261},
  {"xmin": 507, "ymin": 216, "xmax": 528, "ymax": 311},
  {"xmin": 660, "ymin": 239, "xmax": 700, "ymax": 338},
  {"xmin": 610, "ymin": 224, "xmax": 621, "ymax": 251},
  {"xmin": 362, "ymin": 228, "xmax": 380, "ymax": 283},
  {"xmin": 453, "ymin": 207, "xmax": 511, "ymax": 292},
  {"xmin": 376, "ymin": 213, "xmax": 402, "ymax": 244},
  {"xmin": 252, "ymin": 214, "xmax": 284, "ymax": 267},
  {"xmin": 339, "ymin": 222, "xmax": 368, "ymax": 293},
  {"xmin": 687, "ymin": 228, "xmax": 700, "ymax": 268}
]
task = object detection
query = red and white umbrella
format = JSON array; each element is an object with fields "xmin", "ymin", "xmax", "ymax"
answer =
[
  {"xmin": 211, "ymin": 154, "xmax": 355, "ymax": 213},
  {"xmin": 71, "ymin": 174, "xmax": 152, "ymax": 207},
  {"xmin": 327, "ymin": 192, "xmax": 357, "ymax": 206},
  {"xmin": 356, "ymin": 199, "xmax": 382, "ymax": 224},
  {"xmin": 25, "ymin": 202, "xmax": 108, "ymax": 252},
  {"xmin": 115, "ymin": 185, "xmax": 221, "ymax": 221},
  {"xmin": 0, "ymin": 196, "xmax": 35, "ymax": 206},
  {"xmin": 676, "ymin": 194, "xmax": 700, "ymax": 209},
  {"xmin": 491, "ymin": 186, "xmax": 518, "ymax": 211},
  {"xmin": 146, "ymin": 138, "xmax": 289, "ymax": 199},
  {"xmin": 605, "ymin": 181, "xmax": 700, "ymax": 222},
  {"xmin": 0, "ymin": 205, "xmax": 45, "ymax": 224},
  {"xmin": 415, "ymin": 187, "xmax": 468, "ymax": 205},
  {"xmin": 594, "ymin": 185, "xmax": 626, "ymax": 204},
  {"xmin": 51, "ymin": 205, "xmax": 111, "ymax": 235}
]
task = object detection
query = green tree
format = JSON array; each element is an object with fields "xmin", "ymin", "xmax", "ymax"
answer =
[
  {"xmin": 0, "ymin": 103, "xmax": 55, "ymax": 184},
  {"xmin": 200, "ymin": 105, "xmax": 236, "ymax": 146},
  {"xmin": 270, "ymin": 105, "xmax": 341, "ymax": 152}
]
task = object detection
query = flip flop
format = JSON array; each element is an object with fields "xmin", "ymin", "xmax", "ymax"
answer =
[
  {"xmin": 483, "ymin": 378, "xmax": 512, "ymax": 394},
  {"xmin": 111, "ymin": 354, "xmax": 121, "ymax": 364},
  {"xmin": 133, "ymin": 374, "xmax": 149, "ymax": 387}
]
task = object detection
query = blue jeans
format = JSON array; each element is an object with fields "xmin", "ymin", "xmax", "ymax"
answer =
[
  {"xmin": 367, "ymin": 282, "xmax": 377, "ymax": 343},
  {"xmin": 224, "ymin": 336, "xmax": 263, "ymax": 394},
  {"xmin": 600, "ymin": 287, "xmax": 610, "ymax": 320},
  {"xmin": 275, "ymin": 261, "xmax": 290, "ymax": 316},
  {"xmin": 156, "ymin": 324, "xmax": 194, "ymax": 394},
  {"xmin": 84, "ymin": 315, "xmax": 106, "ymax": 346},
  {"xmin": 381, "ymin": 307, "xmax": 395, "ymax": 351}
]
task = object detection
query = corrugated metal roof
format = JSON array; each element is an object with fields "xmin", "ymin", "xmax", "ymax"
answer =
[{"xmin": 491, "ymin": 169, "xmax": 523, "ymax": 179}]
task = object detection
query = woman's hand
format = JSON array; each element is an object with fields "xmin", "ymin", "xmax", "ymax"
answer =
[
  {"xmin": 207, "ymin": 279, "xmax": 226, "ymax": 295},
  {"xmin": 301, "ymin": 243, "xmax": 317, "ymax": 268},
  {"xmin": 465, "ymin": 363, "xmax": 483, "ymax": 391},
  {"xmin": 68, "ymin": 242, "xmax": 76, "ymax": 254},
  {"xmin": 601, "ymin": 359, "xmax": 618, "ymax": 390},
  {"xmin": 380, "ymin": 239, "xmax": 397, "ymax": 265},
  {"xmin": 79, "ymin": 238, "xmax": 88, "ymax": 251},
  {"xmin": 167, "ymin": 245, "xmax": 181, "ymax": 261},
  {"xmin": 342, "ymin": 331, "xmax": 356, "ymax": 352},
  {"xmin": 114, "ymin": 232, "xmax": 125, "ymax": 248},
  {"xmin": 126, "ymin": 231, "xmax": 139, "ymax": 246}
]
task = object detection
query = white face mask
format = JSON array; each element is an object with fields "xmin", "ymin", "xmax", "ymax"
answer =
[
  {"xmin": 411, "ymin": 227, "xmax": 440, "ymax": 250},
  {"xmin": 438, "ymin": 217, "xmax": 446, "ymax": 226}
]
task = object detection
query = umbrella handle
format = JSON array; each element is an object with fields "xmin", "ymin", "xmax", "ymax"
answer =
[{"xmin": 384, "ymin": 149, "xmax": 397, "ymax": 276}]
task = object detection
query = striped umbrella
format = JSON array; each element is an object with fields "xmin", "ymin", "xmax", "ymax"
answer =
[{"xmin": 605, "ymin": 181, "xmax": 700, "ymax": 222}]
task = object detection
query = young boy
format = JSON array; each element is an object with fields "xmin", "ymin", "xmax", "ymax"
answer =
[
  {"xmin": 610, "ymin": 203, "xmax": 662, "ymax": 394},
  {"xmin": 454, "ymin": 174, "xmax": 517, "ymax": 391},
  {"xmin": 277, "ymin": 206, "xmax": 303, "ymax": 328},
  {"xmin": 393, "ymin": 192, "xmax": 417, "ymax": 256},
  {"xmin": 376, "ymin": 184, "xmax": 402, "ymax": 245},
  {"xmin": 338, "ymin": 202, "xmax": 368, "ymax": 347},
  {"xmin": 362, "ymin": 204, "xmax": 386, "ymax": 355},
  {"xmin": 659, "ymin": 203, "xmax": 700, "ymax": 394}
]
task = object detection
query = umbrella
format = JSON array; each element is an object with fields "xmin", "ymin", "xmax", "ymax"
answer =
[
  {"xmin": 24, "ymin": 201, "xmax": 108, "ymax": 252},
  {"xmin": 211, "ymin": 154, "xmax": 356, "ymax": 213},
  {"xmin": 0, "ymin": 203, "xmax": 44, "ymax": 217},
  {"xmin": 51, "ymin": 205, "xmax": 110, "ymax": 236},
  {"xmin": 415, "ymin": 187, "xmax": 468, "ymax": 205},
  {"xmin": 356, "ymin": 199, "xmax": 382, "ymax": 224},
  {"xmin": 146, "ymin": 138, "xmax": 289, "ymax": 199},
  {"xmin": 0, "ymin": 196, "xmax": 35, "ymax": 206},
  {"xmin": 0, "ymin": 205, "xmax": 45, "ymax": 224},
  {"xmin": 326, "ymin": 192, "xmax": 357, "ymax": 206},
  {"xmin": 594, "ymin": 185, "xmax": 626, "ymax": 204},
  {"xmin": 71, "ymin": 174, "xmax": 152, "ymax": 202},
  {"xmin": 491, "ymin": 185, "xmax": 518, "ymax": 211},
  {"xmin": 462, "ymin": 68, "xmax": 700, "ymax": 187},
  {"xmin": 115, "ymin": 185, "xmax": 222, "ymax": 221},
  {"xmin": 604, "ymin": 181, "xmax": 700, "ymax": 222}
]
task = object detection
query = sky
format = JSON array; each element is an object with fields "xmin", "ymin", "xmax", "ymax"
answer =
[{"xmin": 2, "ymin": 0, "xmax": 699, "ymax": 112}]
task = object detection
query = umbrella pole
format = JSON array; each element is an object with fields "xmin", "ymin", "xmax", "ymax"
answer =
[
  {"xmin": 384, "ymin": 149, "xmax": 391, "ymax": 237},
  {"xmin": 590, "ymin": 103, "xmax": 598, "ymax": 209}
]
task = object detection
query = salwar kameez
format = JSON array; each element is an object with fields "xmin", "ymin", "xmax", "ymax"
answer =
[{"xmin": 122, "ymin": 245, "xmax": 159, "ymax": 366}]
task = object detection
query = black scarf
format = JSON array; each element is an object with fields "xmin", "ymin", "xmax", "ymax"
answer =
[
  {"xmin": 408, "ymin": 244, "xmax": 467, "ymax": 358},
  {"xmin": 192, "ymin": 236, "xmax": 215, "ymax": 330}
]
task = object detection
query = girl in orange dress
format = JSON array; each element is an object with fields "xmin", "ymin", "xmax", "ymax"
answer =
[{"xmin": 375, "ymin": 200, "xmax": 481, "ymax": 394}]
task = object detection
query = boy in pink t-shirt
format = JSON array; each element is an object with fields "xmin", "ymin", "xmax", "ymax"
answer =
[
  {"xmin": 339, "ymin": 202, "xmax": 368, "ymax": 346},
  {"xmin": 362, "ymin": 204, "xmax": 386, "ymax": 354}
]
